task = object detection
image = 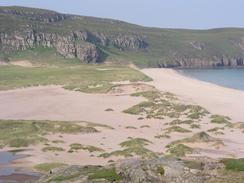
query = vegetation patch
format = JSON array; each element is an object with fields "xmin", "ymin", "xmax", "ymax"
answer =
[
  {"xmin": 0, "ymin": 64, "xmax": 151, "ymax": 93},
  {"xmin": 88, "ymin": 168, "xmax": 121, "ymax": 181},
  {"xmin": 83, "ymin": 121, "xmax": 114, "ymax": 130},
  {"xmin": 140, "ymin": 125, "xmax": 150, "ymax": 128},
  {"xmin": 0, "ymin": 120, "xmax": 100, "ymax": 148},
  {"xmin": 221, "ymin": 158, "xmax": 244, "ymax": 171},
  {"xmin": 69, "ymin": 143, "xmax": 104, "ymax": 153},
  {"xmin": 52, "ymin": 140, "xmax": 65, "ymax": 144},
  {"xmin": 105, "ymin": 108, "xmax": 114, "ymax": 112},
  {"xmin": 167, "ymin": 144, "xmax": 194, "ymax": 157},
  {"xmin": 42, "ymin": 146, "xmax": 65, "ymax": 152},
  {"xmin": 169, "ymin": 119, "xmax": 194, "ymax": 125},
  {"xmin": 34, "ymin": 163, "xmax": 67, "ymax": 173},
  {"xmin": 228, "ymin": 122, "xmax": 244, "ymax": 129},
  {"xmin": 99, "ymin": 137, "xmax": 158, "ymax": 159},
  {"xmin": 164, "ymin": 126, "xmax": 192, "ymax": 133},
  {"xmin": 166, "ymin": 132, "xmax": 224, "ymax": 149},
  {"xmin": 190, "ymin": 124, "xmax": 201, "ymax": 129},
  {"xmin": 155, "ymin": 166, "xmax": 165, "ymax": 175},
  {"xmin": 155, "ymin": 133, "xmax": 171, "ymax": 139},
  {"xmin": 186, "ymin": 105, "xmax": 209, "ymax": 120},
  {"xmin": 125, "ymin": 126, "xmax": 137, "ymax": 129},
  {"xmin": 125, "ymin": 90, "xmax": 209, "ymax": 122},
  {"xmin": 210, "ymin": 115, "xmax": 231, "ymax": 124}
]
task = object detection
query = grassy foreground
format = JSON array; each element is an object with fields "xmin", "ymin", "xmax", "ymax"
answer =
[{"xmin": 0, "ymin": 64, "xmax": 150, "ymax": 93}]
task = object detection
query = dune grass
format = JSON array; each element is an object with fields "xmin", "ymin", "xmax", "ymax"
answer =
[
  {"xmin": 34, "ymin": 163, "xmax": 67, "ymax": 173},
  {"xmin": 210, "ymin": 115, "xmax": 231, "ymax": 124},
  {"xmin": 124, "ymin": 90, "xmax": 209, "ymax": 121},
  {"xmin": 0, "ymin": 120, "xmax": 104, "ymax": 148},
  {"xmin": 99, "ymin": 137, "xmax": 158, "ymax": 159},
  {"xmin": 42, "ymin": 146, "xmax": 65, "ymax": 152},
  {"xmin": 0, "ymin": 64, "xmax": 151, "ymax": 93},
  {"xmin": 167, "ymin": 144, "xmax": 193, "ymax": 157},
  {"xmin": 69, "ymin": 143, "xmax": 104, "ymax": 153},
  {"xmin": 164, "ymin": 126, "xmax": 192, "ymax": 134}
]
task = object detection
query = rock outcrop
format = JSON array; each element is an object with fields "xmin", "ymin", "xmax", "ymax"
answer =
[
  {"xmin": 35, "ymin": 157, "xmax": 227, "ymax": 183},
  {"xmin": 0, "ymin": 7, "xmax": 148, "ymax": 63},
  {"xmin": 157, "ymin": 55, "xmax": 244, "ymax": 68},
  {"xmin": 0, "ymin": 29, "xmax": 147, "ymax": 63}
]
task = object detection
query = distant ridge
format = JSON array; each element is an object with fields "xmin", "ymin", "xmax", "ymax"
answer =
[{"xmin": 1, "ymin": 6, "xmax": 244, "ymax": 68}]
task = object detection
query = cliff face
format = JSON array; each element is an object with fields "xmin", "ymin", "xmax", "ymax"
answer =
[
  {"xmin": 0, "ymin": 29, "xmax": 147, "ymax": 63},
  {"xmin": 1, "ymin": 6, "xmax": 244, "ymax": 68},
  {"xmin": 158, "ymin": 56, "xmax": 244, "ymax": 68},
  {"xmin": 0, "ymin": 7, "xmax": 148, "ymax": 63}
]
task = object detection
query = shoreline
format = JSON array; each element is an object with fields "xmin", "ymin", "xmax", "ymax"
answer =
[
  {"xmin": 176, "ymin": 68, "xmax": 244, "ymax": 93},
  {"xmin": 141, "ymin": 68, "xmax": 244, "ymax": 122}
]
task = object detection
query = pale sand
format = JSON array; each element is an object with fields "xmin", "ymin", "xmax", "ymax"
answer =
[
  {"xmin": 10, "ymin": 60, "xmax": 34, "ymax": 67},
  {"xmin": 0, "ymin": 69, "xmax": 244, "ymax": 167},
  {"xmin": 142, "ymin": 68, "xmax": 244, "ymax": 122}
]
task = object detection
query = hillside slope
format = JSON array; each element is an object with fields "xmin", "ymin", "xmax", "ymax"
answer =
[{"xmin": 1, "ymin": 6, "xmax": 244, "ymax": 68}]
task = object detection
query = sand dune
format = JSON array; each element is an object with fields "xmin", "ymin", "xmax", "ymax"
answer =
[
  {"xmin": 0, "ymin": 69, "xmax": 244, "ymax": 167},
  {"xmin": 142, "ymin": 69, "xmax": 244, "ymax": 122}
]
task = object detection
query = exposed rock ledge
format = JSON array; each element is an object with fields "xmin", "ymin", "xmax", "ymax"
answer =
[{"xmin": 0, "ymin": 28, "xmax": 147, "ymax": 63}]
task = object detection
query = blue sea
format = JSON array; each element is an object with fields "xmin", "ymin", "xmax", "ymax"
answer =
[{"xmin": 178, "ymin": 68, "xmax": 244, "ymax": 91}]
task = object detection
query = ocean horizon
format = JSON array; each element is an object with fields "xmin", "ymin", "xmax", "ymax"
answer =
[{"xmin": 178, "ymin": 68, "xmax": 244, "ymax": 91}]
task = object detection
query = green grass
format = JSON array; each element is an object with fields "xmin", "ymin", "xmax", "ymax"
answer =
[
  {"xmin": 169, "ymin": 119, "xmax": 194, "ymax": 125},
  {"xmin": 210, "ymin": 115, "xmax": 231, "ymax": 124},
  {"xmin": 69, "ymin": 143, "xmax": 104, "ymax": 153},
  {"xmin": 166, "ymin": 131, "xmax": 223, "ymax": 150},
  {"xmin": 34, "ymin": 163, "xmax": 67, "ymax": 172},
  {"xmin": 123, "ymin": 101, "xmax": 154, "ymax": 115},
  {"xmin": 0, "ymin": 64, "xmax": 151, "ymax": 93},
  {"xmin": 221, "ymin": 159, "xmax": 244, "ymax": 171},
  {"xmin": 190, "ymin": 124, "xmax": 201, "ymax": 129},
  {"xmin": 38, "ymin": 164, "xmax": 121, "ymax": 182},
  {"xmin": 125, "ymin": 90, "xmax": 209, "ymax": 122},
  {"xmin": 164, "ymin": 126, "xmax": 192, "ymax": 133},
  {"xmin": 99, "ymin": 137, "xmax": 158, "ymax": 159},
  {"xmin": 88, "ymin": 168, "xmax": 121, "ymax": 181},
  {"xmin": 167, "ymin": 144, "xmax": 193, "ymax": 157},
  {"xmin": 42, "ymin": 146, "xmax": 65, "ymax": 152},
  {"xmin": 155, "ymin": 133, "xmax": 171, "ymax": 139},
  {"xmin": 208, "ymin": 127, "xmax": 224, "ymax": 132},
  {"xmin": 0, "ymin": 120, "xmax": 100, "ymax": 148}
]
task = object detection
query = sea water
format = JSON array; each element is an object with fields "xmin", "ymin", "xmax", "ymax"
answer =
[{"xmin": 178, "ymin": 68, "xmax": 244, "ymax": 91}]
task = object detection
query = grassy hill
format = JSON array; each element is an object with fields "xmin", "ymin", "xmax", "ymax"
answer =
[{"xmin": 1, "ymin": 6, "xmax": 244, "ymax": 68}]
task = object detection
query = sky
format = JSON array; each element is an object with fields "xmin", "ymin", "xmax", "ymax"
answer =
[{"xmin": 0, "ymin": 0, "xmax": 244, "ymax": 29}]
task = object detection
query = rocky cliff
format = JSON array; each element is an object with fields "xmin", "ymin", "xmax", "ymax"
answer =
[
  {"xmin": 0, "ymin": 28, "xmax": 147, "ymax": 63},
  {"xmin": 0, "ymin": 7, "xmax": 147, "ymax": 63},
  {"xmin": 1, "ymin": 6, "xmax": 244, "ymax": 68}
]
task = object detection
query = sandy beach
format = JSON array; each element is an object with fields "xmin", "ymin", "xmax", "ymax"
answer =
[
  {"xmin": 142, "ymin": 68, "xmax": 244, "ymax": 122},
  {"xmin": 0, "ymin": 69, "xmax": 244, "ymax": 168}
]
